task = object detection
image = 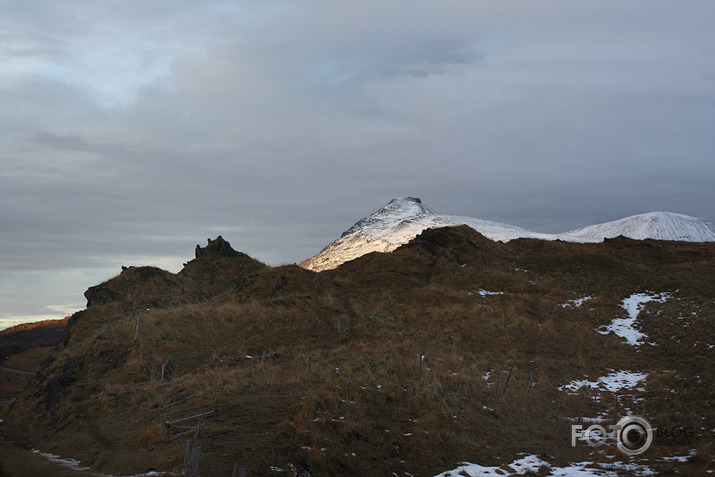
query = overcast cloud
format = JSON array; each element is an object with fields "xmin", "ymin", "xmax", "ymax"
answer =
[{"xmin": 2, "ymin": 1, "xmax": 714, "ymax": 329}]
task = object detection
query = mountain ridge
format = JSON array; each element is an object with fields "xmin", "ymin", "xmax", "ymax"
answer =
[{"xmin": 301, "ymin": 197, "xmax": 715, "ymax": 271}]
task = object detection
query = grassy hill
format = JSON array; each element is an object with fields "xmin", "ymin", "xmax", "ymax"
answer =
[{"xmin": 1, "ymin": 229, "xmax": 713, "ymax": 476}]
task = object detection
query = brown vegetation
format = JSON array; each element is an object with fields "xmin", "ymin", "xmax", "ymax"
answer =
[{"xmin": 1, "ymin": 229, "xmax": 713, "ymax": 476}]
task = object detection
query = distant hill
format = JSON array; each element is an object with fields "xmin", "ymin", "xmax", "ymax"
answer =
[
  {"xmin": 0, "ymin": 318, "xmax": 68, "ymax": 364},
  {"xmin": 301, "ymin": 197, "xmax": 715, "ymax": 271}
]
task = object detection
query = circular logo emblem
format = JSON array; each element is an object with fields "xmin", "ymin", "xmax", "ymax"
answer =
[{"xmin": 616, "ymin": 415, "xmax": 653, "ymax": 456}]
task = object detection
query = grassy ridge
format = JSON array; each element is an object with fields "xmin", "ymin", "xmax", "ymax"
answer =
[{"xmin": 1, "ymin": 229, "xmax": 713, "ymax": 476}]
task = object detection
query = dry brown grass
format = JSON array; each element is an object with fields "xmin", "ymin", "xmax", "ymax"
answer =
[{"xmin": 2, "ymin": 227, "xmax": 713, "ymax": 476}]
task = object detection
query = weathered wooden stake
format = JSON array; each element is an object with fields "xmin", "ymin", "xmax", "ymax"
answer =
[
  {"xmin": 418, "ymin": 347, "xmax": 424, "ymax": 372},
  {"xmin": 165, "ymin": 410, "xmax": 217, "ymax": 429},
  {"xmin": 502, "ymin": 368, "xmax": 513, "ymax": 395},
  {"xmin": 261, "ymin": 350, "xmax": 267, "ymax": 365},
  {"xmin": 191, "ymin": 446, "xmax": 201, "ymax": 477},
  {"xmin": 162, "ymin": 394, "xmax": 197, "ymax": 411},
  {"xmin": 557, "ymin": 386, "xmax": 566, "ymax": 411},
  {"xmin": 523, "ymin": 372, "xmax": 536, "ymax": 406},
  {"xmin": 578, "ymin": 385, "xmax": 591, "ymax": 423},
  {"xmin": 183, "ymin": 439, "xmax": 193, "ymax": 476}
]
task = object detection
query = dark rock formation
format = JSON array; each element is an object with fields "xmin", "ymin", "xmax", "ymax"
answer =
[
  {"xmin": 195, "ymin": 236, "xmax": 239, "ymax": 258},
  {"xmin": 84, "ymin": 285, "xmax": 116, "ymax": 307}
]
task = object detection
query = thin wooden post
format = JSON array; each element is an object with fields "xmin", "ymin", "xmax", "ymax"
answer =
[
  {"xmin": 191, "ymin": 446, "xmax": 201, "ymax": 477},
  {"xmin": 183, "ymin": 439, "xmax": 192, "ymax": 477},
  {"xmin": 502, "ymin": 368, "xmax": 513, "ymax": 396},
  {"xmin": 557, "ymin": 386, "xmax": 566, "ymax": 411},
  {"xmin": 261, "ymin": 350, "xmax": 267, "ymax": 365},
  {"xmin": 162, "ymin": 394, "xmax": 197, "ymax": 411},
  {"xmin": 418, "ymin": 347, "xmax": 424, "ymax": 372},
  {"xmin": 578, "ymin": 385, "xmax": 591, "ymax": 423},
  {"xmin": 165, "ymin": 410, "xmax": 217, "ymax": 428},
  {"xmin": 523, "ymin": 372, "xmax": 535, "ymax": 406}
]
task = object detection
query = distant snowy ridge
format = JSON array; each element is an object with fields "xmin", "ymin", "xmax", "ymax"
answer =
[
  {"xmin": 300, "ymin": 198, "xmax": 715, "ymax": 272},
  {"xmin": 558, "ymin": 211, "xmax": 715, "ymax": 243}
]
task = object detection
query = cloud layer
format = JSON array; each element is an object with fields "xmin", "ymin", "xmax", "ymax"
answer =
[{"xmin": 2, "ymin": 1, "xmax": 714, "ymax": 328}]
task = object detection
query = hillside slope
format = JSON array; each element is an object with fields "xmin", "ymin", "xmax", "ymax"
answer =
[{"xmin": 2, "ymin": 230, "xmax": 713, "ymax": 476}]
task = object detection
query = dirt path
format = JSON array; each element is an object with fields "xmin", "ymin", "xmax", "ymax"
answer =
[{"xmin": 0, "ymin": 365, "xmax": 35, "ymax": 376}]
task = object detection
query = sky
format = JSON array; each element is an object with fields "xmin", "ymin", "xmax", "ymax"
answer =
[{"xmin": 2, "ymin": 1, "xmax": 714, "ymax": 330}]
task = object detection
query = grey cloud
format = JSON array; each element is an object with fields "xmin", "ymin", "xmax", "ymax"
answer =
[{"xmin": 1, "ymin": 0, "xmax": 714, "ymax": 328}]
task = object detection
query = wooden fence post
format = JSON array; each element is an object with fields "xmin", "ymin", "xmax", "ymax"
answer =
[
  {"xmin": 502, "ymin": 368, "xmax": 513, "ymax": 396},
  {"xmin": 523, "ymin": 372, "xmax": 535, "ymax": 406},
  {"xmin": 261, "ymin": 350, "xmax": 267, "ymax": 365},
  {"xmin": 578, "ymin": 385, "xmax": 591, "ymax": 423},
  {"xmin": 557, "ymin": 386, "xmax": 566, "ymax": 412}
]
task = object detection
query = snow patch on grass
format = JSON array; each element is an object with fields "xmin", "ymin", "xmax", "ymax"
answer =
[
  {"xmin": 434, "ymin": 454, "xmax": 656, "ymax": 476},
  {"xmin": 597, "ymin": 292, "xmax": 671, "ymax": 345},
  {"xmin": 563, "ymin": 369, "xmax": 648, "ymax": 393}
]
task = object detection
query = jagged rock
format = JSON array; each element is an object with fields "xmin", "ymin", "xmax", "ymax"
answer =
[
  {"xmin": 194, "ymin": 236, "xmax": 239, "ymax": 258},
  {"xmin": 84, "ymin": 285, "xmax": 116, "ymax": 307},
  {"xmin": 42, "ymin": 355, "xmax": 85, "ymax": 414}
]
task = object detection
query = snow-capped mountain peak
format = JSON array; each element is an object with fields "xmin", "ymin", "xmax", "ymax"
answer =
[
  {"xmin": 341, "ymin": 197, "xmax": 435, "ymax": 237},
  {"xmin": 559, "ymin": 211, "xmax": 715, "ymax": 242},
  {"xmin": 300, "ymin": 199, "xmax": 715, "ymax": 272}
]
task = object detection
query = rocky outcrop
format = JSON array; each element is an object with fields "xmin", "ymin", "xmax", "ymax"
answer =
[
  {"xmin": 194, "ymin": 236, "xmax": 239, "ymax": 258},
  {"xmin": 84, "ymin": 285, "xmax": 116, "ymax": 307}
]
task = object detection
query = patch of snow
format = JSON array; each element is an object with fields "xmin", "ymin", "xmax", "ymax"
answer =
[
  {"xmin": 597, "ymin": 292, "xmax": 671, "ymax": 345},
  {"xmin": 435, "ymin": 455, "xmax": 656, "ymax": 476},
  {"xmin": 563, "ymin": 370, "xmax": 648, "ymax": 393},
  {"xmin": 32, "ymin": 449, "xmax": 90, "ymax": 471},
  {"xmin": 470, "ymin": 289, "xmax": 503, "ymax": 296},
  {"xmin": 561, "ymin": 296, "xmax": 595, "ymax": 308}
]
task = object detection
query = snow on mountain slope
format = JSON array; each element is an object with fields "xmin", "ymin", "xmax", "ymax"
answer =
[
  {"xmin": 558, "ymin": 212, "xmax": 715, "ymax": 243},
  {"xmin": 300, "ymin": 197, "xmax": 549, "ymax": 271},
  {"xmin": 300, "ymin": 198, "xmax": 715, "ymax": 272}
]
